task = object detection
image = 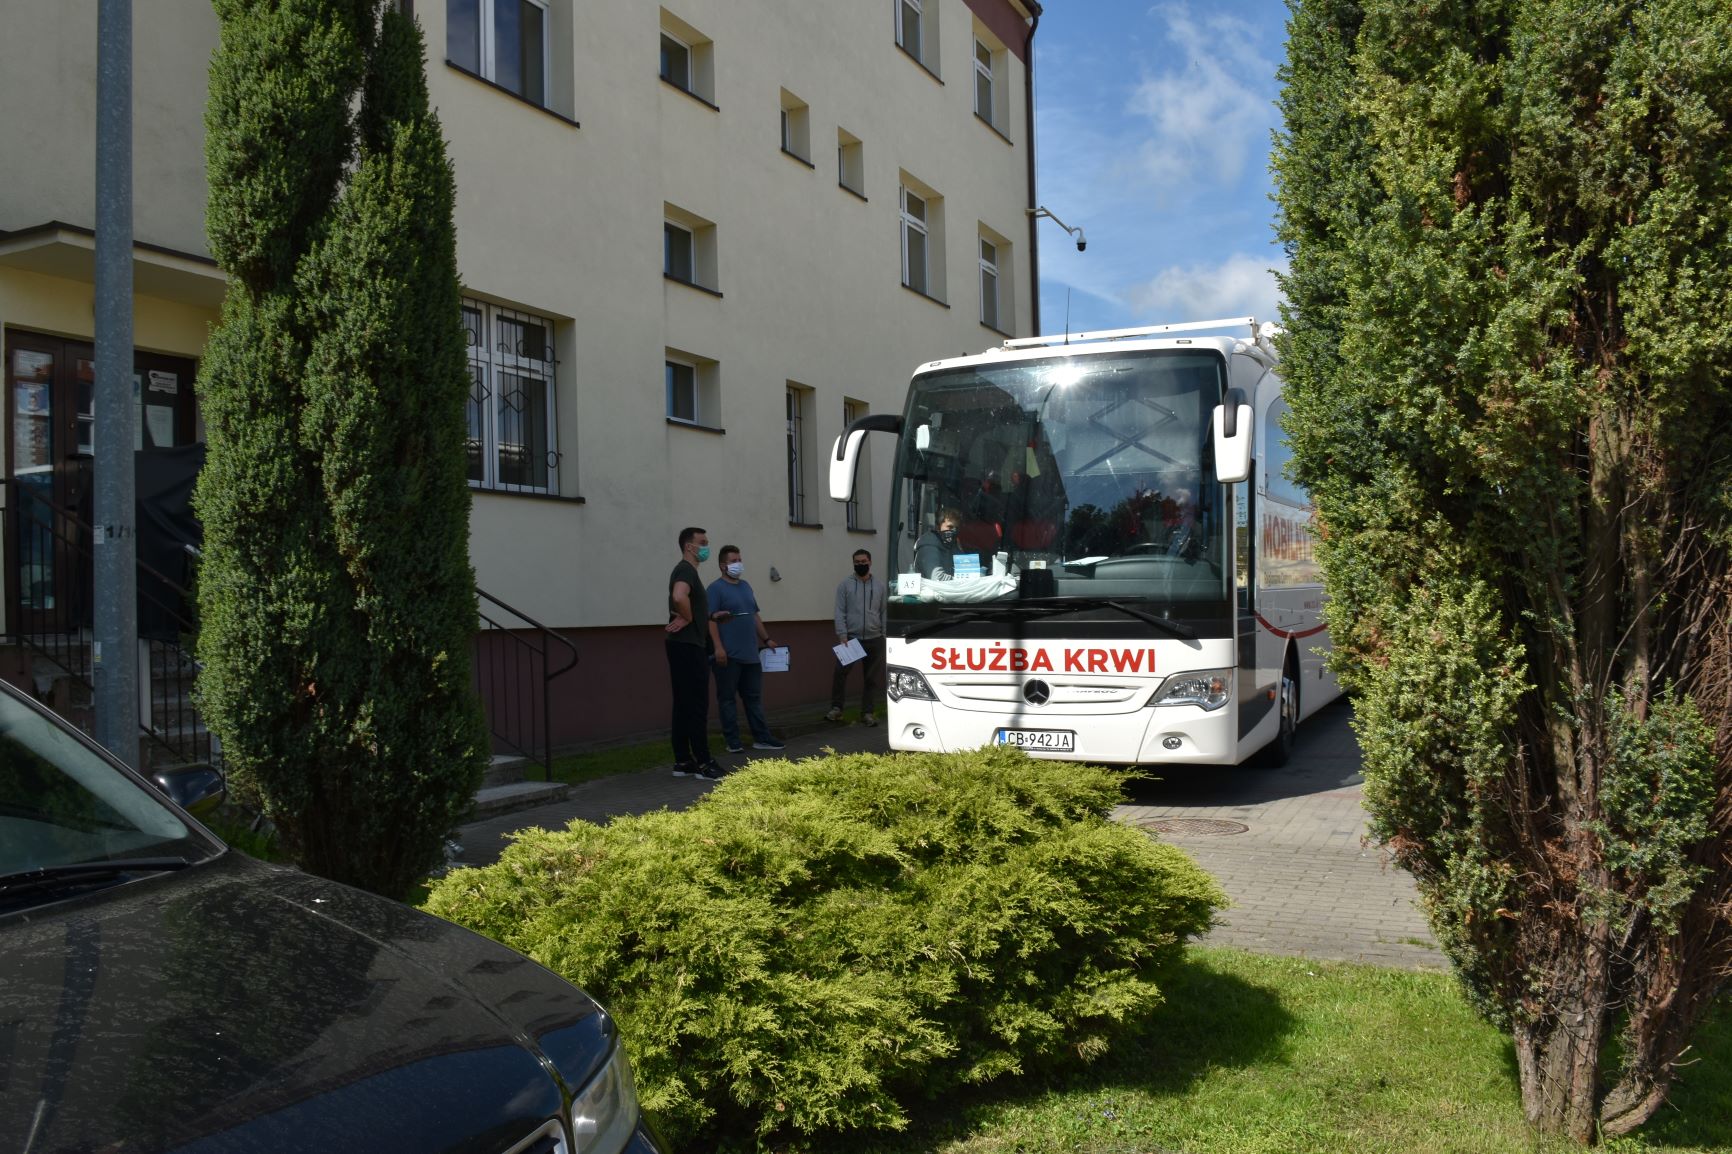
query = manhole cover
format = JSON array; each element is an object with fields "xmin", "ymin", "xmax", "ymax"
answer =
[{"xmin": 1136, "ymin": 817, "xmax": 1248, "ymax": 837}]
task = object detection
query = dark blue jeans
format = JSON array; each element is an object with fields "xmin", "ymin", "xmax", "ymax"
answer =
[{"xmin": 712, "ymin": 659, "xmax": 772, "ymax": 748}]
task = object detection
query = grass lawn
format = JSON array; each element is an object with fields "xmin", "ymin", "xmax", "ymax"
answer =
[{"xmin": 838, "ymin": 948, "xmax": 1730, "ymax": 1154}]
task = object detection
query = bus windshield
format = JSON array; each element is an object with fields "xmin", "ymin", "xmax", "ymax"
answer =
[{"xmin": 887, "ymin": 347, "xmax": 1230, "ymax": 610}]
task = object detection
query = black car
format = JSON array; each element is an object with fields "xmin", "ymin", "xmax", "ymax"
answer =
[{"xmin": 0, "ymin": 681, "xmax": 665, "ymax": 1154}]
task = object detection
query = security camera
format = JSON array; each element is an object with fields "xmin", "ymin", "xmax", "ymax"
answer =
[{"xmin": 1076, "ymin": 238, "xmax": 1087, "ymax": 252}]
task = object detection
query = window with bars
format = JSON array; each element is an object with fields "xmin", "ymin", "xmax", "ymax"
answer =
[
  {"xmin": 463, "ymin": 299, "xmax": 559, "ymax": 493},
  {"xmin": 786, "ymin": 385, "xmax": 815, "ymax": 524},
  {"xmin": 448, "ymin": 0, "xmax": 549, "ymax": 106}
]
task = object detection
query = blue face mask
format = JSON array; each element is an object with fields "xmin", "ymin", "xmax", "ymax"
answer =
[{"xmin": 695, "ymin": 546, "xmax": 710, "ymax": 563}]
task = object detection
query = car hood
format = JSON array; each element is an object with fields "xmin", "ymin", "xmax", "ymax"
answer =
[{"xmin": 0, "ymin": 851, "xmax": 612, "ymax": 1154}]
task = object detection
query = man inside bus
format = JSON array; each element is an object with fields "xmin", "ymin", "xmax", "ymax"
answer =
[{"xmin": 914, "ymin": 506, "xmax": 964, "ymax": 580}]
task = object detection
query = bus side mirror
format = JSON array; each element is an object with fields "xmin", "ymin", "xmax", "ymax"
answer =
[
  {"xmin": 1213, "ymin": 393, "xmax": 1252, "ymax": 483},
  {"xmin": 830, "ymin": 429, "xmax": 868, "ymax": 502}
]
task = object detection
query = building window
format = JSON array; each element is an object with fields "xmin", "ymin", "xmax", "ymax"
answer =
[
  {"xmin": 664, "ymin": 203, "xmax": 719, "ymax": 292},
  {"xmin": 667, "ymin": 360, "xmax": 698, "ymax": 423},
  {"xmin": 901, "ymin": 187, "xmax": 928, "ymax": 296},
  {"xmin": 974, "ymin": 38, "xmax": 994, "ymax": 124},
  {"xmin": 780, "ymin": 90, "xmax": 811, "ymax": 164},
  {"xmin": 464, "ymin": 298, "xmax": 559, "ymax": 493},
  {"xmin": 659, "ymin": 32, "xmax": 691, "ymax": 91},
  {"xmin": 666, "ymin": 351, "xmax": 720, "ymax": 428},
  {"xmin": 659, "ymin": 12, "xmax": 715, "ymax": 104},
  {"xmin": 979, "ymin": 237, "xmax": 1000, "ymax": 330},
  {"xmin": 838, "ymin": 129, "xmax": 865, "ymax": 197},
  {"xmin": 664, "ymin": 221, "xmax": 694, "ymax": 282},
  {"xmin": 895, "ymin": 0, "xmax": 924, "ymax": 65},
  {"xmin": 448, "ymin": 0, "xmax": 549, "ymax": 106},
  {"xmin": 786, "ymin": 384, "xmax": 815, "ymax": 524},
  {"xmin": 843, "ymin": 397, "xmax": 873, "ymax": 530}
]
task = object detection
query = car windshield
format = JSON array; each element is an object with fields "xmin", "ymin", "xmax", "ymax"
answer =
[
  {"xmin": 0, "ymin": 691, "xmax": 219, "ymax": 880},
  {"xmin": 886, "ymin": 347, "xmax": 1230, "ymax": 609}
]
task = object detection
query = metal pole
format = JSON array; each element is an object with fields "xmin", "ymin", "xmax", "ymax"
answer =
[{"xmin": 94, "ymin": 0, "xmax": 138, "ymax": 767}]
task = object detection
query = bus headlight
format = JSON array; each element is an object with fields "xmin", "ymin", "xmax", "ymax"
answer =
[
  {"xmin": 885, "ymin": 666, "xmax": 936, "ymax": 702},
  {"xmin": 1146, "ymin": 669, "xmax": 1232, "ymax": 712},
  {"xmin": 571, "ymin": 1041, "xmax": 640, "ymax": 1154}
]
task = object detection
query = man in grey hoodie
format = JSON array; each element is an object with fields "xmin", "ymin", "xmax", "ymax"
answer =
[{"xmin": 828, "ymin": 548, "xmax": 887, "ymax": 724}]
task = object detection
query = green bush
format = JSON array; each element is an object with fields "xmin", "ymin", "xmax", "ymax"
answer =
[{"xmin": 424, "ymin": 747, "xmax": 1223, "ymax": 1149}]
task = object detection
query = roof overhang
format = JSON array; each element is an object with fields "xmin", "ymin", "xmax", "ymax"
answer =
[{"xmin": 0, "ymin": 221, "xmax": 227, "ymax": 311}]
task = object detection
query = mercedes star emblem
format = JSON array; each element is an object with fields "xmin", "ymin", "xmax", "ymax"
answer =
[{"xmin": 1023, "ymin": 679, "xmax": 1051, "ymax": 706}]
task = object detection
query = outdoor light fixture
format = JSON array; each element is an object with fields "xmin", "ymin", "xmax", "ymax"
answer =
[{"xmin": 1029, "ymin": 205, "xmax": 1087, "ymax": 252}]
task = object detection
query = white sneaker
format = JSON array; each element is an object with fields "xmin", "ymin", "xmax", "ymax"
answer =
[
  {"xmin": 824, "ymin": 707, "xmax": 845, "ymax": 722},
  {"xmin": 861, "ymin": 712, "xmax": 877, "ymax": 726}
]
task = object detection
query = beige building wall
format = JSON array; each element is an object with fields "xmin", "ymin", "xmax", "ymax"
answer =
[{"xmin": 0, "ymin": 0, "xmax": 1039, "ymax": 733}]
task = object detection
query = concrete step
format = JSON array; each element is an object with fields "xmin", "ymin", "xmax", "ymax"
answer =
[
  {"xmin": 470, "ymin": 779, "xmax": 570, "ymax": 821},
  {"xmin": 481, "ymin": 752, "xmax": 532, "ymax": 788}
]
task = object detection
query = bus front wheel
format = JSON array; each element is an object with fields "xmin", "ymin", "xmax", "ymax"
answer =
[{"xmin": 1258, "ymin": 657, "xmax": 1299, "ymax": 768}]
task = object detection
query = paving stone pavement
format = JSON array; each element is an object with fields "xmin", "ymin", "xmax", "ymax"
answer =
[
  {"xmin": 1117, "ymin": 699, "xmax": 1442, "ymax": 969},
  {"xmin": 454, "ymin": 697, "xmax": 1444, "ymax": 970}
]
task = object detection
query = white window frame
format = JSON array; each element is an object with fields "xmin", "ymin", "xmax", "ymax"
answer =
[
  {"xmin": 901, "ymin": 187, "xmax": 929, "ymax": 295},
  {"xmin": 979, "ymin": 237, "xmax": 1000, "ymax": 330},
  {"xmin": 974, "ymin": 38, "xmax": 995, "ymax": 124},
  {"xmin": 664, "ymin": 220, "xmax": 695, "ymax": 283},
  {"xmin": 838, "ymin": 130, "xmax": 865, "ymax": 196},
  {"xmin": 666, "ymin": 359, "xmax": 700, "ymax": 425},
  {"xmin": 464, "ymin": 298, "xmax": 559, "ymax": 494},
  {"xmin": 659, "ymin": 30, "xmax": 692, "ymax": 92},
  {"xmin": 896, "ymin": 0, "xmax": 924, "ymax": 62},
  {"xmin": 451, "ymin": 0, "xmax": 551, "ymax": 106}
]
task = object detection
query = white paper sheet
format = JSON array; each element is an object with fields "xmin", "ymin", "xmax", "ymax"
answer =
[
  {"xmin": 832, "ymin": 637, "xmax": 867, "ymax": 666},
  {"xmin": 760, "ymin": 646, "xmax": 790, "ymax": 673}
]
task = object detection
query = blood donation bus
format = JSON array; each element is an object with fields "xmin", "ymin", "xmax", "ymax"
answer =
[{"xmin": 829, "ymin": 317, "xmax": 1340, "ymax": 767}]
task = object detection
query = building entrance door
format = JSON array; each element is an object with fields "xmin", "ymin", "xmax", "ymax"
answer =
[{"xmin": 5, "ymin": 330, "xmax": 199, "ymax": 634}]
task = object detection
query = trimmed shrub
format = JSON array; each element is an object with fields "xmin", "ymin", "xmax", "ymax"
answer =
[{"xmin": 424, "ymin": 747, "xmax": 1223, "ymax": 1149}]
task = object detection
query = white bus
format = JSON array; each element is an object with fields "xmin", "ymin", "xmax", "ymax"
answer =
[{"xmin": 830, "ymin": 317, "xmax": 1340, "ymax": 767}]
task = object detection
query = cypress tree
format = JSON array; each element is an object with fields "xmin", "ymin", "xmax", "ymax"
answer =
[
  {"xmin": 197, "ymin": 0, "xmax": 486, "ymax": 899},
  {"xmin": 1275, "ymin": 0, "xmax": 1732, "ymax": 1140}
]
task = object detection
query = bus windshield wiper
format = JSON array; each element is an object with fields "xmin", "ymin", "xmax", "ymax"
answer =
[
  {"xmin": 903, "ymin": 602, "xmax": 1082, "ymax": 641},
  {"xmin": 903, "ymin": 597, "xmax": 1197, "ymax": 642},
  {"xmin": 0, "ymin": 857, "xmax": 191, "ymax": 901},
  {"xmin": 1011, "ymin": 596, "xmax": 1198, "ymax": 640}
]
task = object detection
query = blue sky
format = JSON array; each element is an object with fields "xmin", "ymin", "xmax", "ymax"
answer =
[{"xmin": 1032, "ymin": 1, "xmax": 1290, "ymax": 336}]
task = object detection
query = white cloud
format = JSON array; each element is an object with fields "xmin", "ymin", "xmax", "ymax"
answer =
[
  {"xmin": 1124, "ymin": 253, "xmax": 1286, "ymax": 326},
  {"xmin": 1125, "ymin": 4, "xmax": 1276, "ymax": 191}
]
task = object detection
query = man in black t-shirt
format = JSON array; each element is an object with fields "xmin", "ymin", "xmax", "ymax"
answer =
[{"xmin": 666, "ymin": 526, "xmax": 725, "ymax": 779}]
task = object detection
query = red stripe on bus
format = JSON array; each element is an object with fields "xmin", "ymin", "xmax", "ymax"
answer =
[{"xmin": 1254, "ymin": 613, "xmax": 1327, "ymax": 640}]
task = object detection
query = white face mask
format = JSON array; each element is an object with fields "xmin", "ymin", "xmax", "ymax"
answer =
[{"xmin": 725, "ymin": 561, "xmax": 744, "ymax": 578}]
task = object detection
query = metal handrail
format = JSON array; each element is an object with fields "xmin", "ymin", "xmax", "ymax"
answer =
[
  {"xmin": 473, "ymin": 587, "xmax": 578, "ymax": 780},
  {"xmin": 5, "ymin": 479, "xmax": 208, "ymax": 768},
  {"xmin": 3, "ymin": 478, "xmax": 578, "ymax": 781}
]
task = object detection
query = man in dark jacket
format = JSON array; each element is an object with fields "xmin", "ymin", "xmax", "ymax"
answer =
[{"xmin": 666, "ymin": 526, "xmax": 725, "ymax": 779}]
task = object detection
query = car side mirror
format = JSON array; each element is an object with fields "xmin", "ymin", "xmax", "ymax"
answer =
[{"xmin": 153, "ymin": 765, "xmax": 226, "ymax": 817}]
